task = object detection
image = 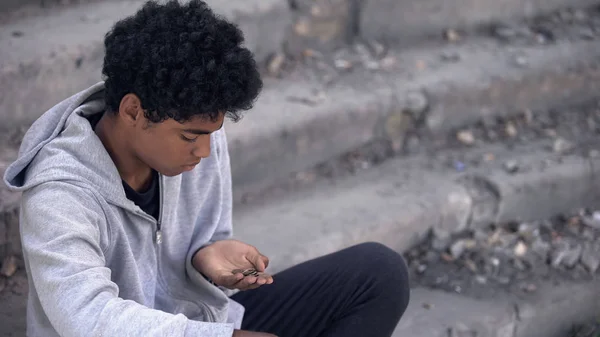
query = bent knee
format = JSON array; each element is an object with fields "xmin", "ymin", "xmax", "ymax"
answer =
[
  {"xmin": 348, "ymin": 242, "xmax": 410, "ymax": 313},
  {"xmin": 346, "ymin": 242, "xmax": 409, "ymax": 281}
]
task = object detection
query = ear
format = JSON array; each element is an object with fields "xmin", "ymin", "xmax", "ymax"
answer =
[{"xmin": 118, "ymin": 93, "xmax": 144, "ymax": 126}]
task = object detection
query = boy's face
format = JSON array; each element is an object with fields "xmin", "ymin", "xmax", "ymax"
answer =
[
  {"xmin": 133, "ymin": 113, "xmax": 225, "ymax": 177},
  {"xmin": 118, "ymin": 94, "xmax": 225, "ymax": 177}
]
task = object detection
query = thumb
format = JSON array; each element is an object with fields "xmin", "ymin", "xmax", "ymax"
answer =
[{"xmin": 249, "ymin": 251, "xmax": 269, "ymax": 272}]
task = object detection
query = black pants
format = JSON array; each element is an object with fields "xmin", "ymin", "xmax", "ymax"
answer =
[{"xmin": 231, "ymin": 242, "xmax": 411, "ymax": 337}]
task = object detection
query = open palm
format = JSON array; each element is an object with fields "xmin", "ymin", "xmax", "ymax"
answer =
[{"xmin": 192, "ymin": 239, "xmax": 274, "ymax": 290}]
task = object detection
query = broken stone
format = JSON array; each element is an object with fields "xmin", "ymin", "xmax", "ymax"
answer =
[
  {"xmin": 435, "ymin": 274, "xmax": 449, "ymax": 284},
  {"xmin": 523, "ymin": 109, "xmax": 534, "ymax": 124},
  {"xmin": 503, "ymin": 160, "xmax": 519, "ymax": 174},
  {"xmin": 580, "ymin": 242, "xmax": 600, "ymax": 273},
  {"xmin": 579, "ymin": 28, "xmax": 595, "ymax": 40},
  {"xmin": 582, "ymin": 212, "xmax": 600, "ymax": 230},
  {"xmin": 512, "ymin": 258, "xmax": 528, "ymax": 271},
  {"xmin": 364, "ymin": 60, "xmax": 380, "ymax": 70},
  {"xmin": 417, "ymin": 264, "xmax": 428, "ymax": 274},
  {"xmin": 588, "ymin": 149, "xmax": 600, "ymax": 158},
  {"xmin": 431, "ymin": 233, "xmax": 452, "ymax": 251},
  {"xmin": 0, "ymin": 256, "xmax": 17, "ymax": 278},
  {"xmin": 553, "ymin": 138, "xmax": 575, "ymax": 154},
  {"xmin": 532, "ymin": 238, "xmax": 551, "ymax": 259},
  {"xmin": 495, "ymin": 276, "xmax": 510, "ymax": 285},
  {"xmin": 505, "ymin": 122, "xmax": 518, "ymax": 138},
  {"xmin": 514, "ymin": 55, "xmax": 528, "ymax": 67},
  {"xmin": 582, "ymin": 227, "xmax": 596, "ymax": 241},
  {"xmin": 379, "ymin": 56, "xmax": 397, "ymax": 69},
  {"xmin": 404, "ymin": 135, "xmax": 420, "ymax": 154},
  {"xmin": 551, "ymin": 241, "xmax": 582, "ymax": 269},
  {"xmin": 453, "ymin": 160, "xmax": 466, "ymax": 172},
  {"xmin": 11, "ymin": 31, "xmax": 24, "ymax": 38},
  {"xmin": 404, "ymin": 90, "xmax": 429, "ymax": 121},
  {"xmin": 441, "ymin": 50, "xmax": 461, "ymax": 62},
  {"xmin": 425, "ymin": 251, "xmax": 438, "ymax": 263},
  {"xmin": 441, "ymin": 253, "xmax": 455, "ymax": 263},
  {"xmin": 483, "ymin": 153, "xmax": 495, "ymax": 162},
  {"xmin": 518, "ymin": 222, "xmax": 540, "ymax": 240},
  {"xmin": 445, "ymin": 29, "xmax": 461, "ymax": 42},
  {"xmin": 457, "ymin": 130, "xmax": 475, "ymax": 145},
  {"xmin": 544, "ymin": 128, "xmax": 557, "ymax": 138},
  {"xmin": 475, "ymin": 275, "xmax": 487, "ymax": 284},
  {"xmin": 514, "ymin": 241, "xmax": 528, "ymax": 257},
  {"xmin": 497, "ymin": 232, "xmax": 519, "ymax": 248},
  {"xmin": 267, "ymin": 53, "xmax": 286, "ymax": 76},
  {"xmin": 464, "ymin": 259, "xmax": 478, "ymax": 273},
  {"xmin": 521, "ymin": 283, "xmax": 537, "ymax": 293},
  {"xmin": 333, "ymin": 59, "xmax": 353, "ymax": 70},
  {"xmin": 493, "ymin": 26, "xmax": 518, "ymax": 40},
  {"xmin": 450, "ymin": 239, "xmax": 477, "ymax": 259}
]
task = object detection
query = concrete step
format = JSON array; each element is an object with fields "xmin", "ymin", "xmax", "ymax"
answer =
[
  {"xmin": 359, "ymin": 0, "xmax": 600, "ymax": 46},
  {"xmin": 393, "ymin": 279, "xmax": 600, "ymax": 337},
  {"xmin": 2, "ymin": 1, "xmax": 600, "ymax": 204},
  {"xmin": 233, "ymin": 138, "xmax": 600, "ymax": 274},
  {"xmin": 2, "ymin": 34, "xmax": 599, "ymax": 207},
  {"xmin": 226, "ymin": 35, "xmax": 600, "ymax": 202},
  {"xmin": 0, "ymin": 0, "xmax": 290, "ymax": 127}
]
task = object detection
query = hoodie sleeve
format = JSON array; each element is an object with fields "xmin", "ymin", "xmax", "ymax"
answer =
[
  {"xmin": 185, "ymin": 129, "xmax": 234, "ymax": 286},
  {"xmin": 20, "ymin": 182, "xmax": 235, "ymax": 337}
]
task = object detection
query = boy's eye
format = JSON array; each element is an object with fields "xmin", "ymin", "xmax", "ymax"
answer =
[{"xmin": 181, "ymin": 134, "xmax": 198, "ymax": 143}]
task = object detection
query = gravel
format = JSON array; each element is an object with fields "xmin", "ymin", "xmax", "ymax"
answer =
[{"xmin": 404, "ymin": 211, "xmax": 600, "ymax": 300}]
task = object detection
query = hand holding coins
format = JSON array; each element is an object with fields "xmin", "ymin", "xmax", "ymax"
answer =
[
  {"xmin": 230, "ymin": 268, "xmax": 273, "ymax": 291},
  {"xmin": 232, "ymin": 268, "xmax": 260, "ymax": 277},
  {"xmin": 192, "ymin": 239, "xmax": 274, "ymax": 291}
]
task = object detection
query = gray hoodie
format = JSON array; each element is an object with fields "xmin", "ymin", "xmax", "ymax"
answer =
[{"xmin": 3, "ymin": 82, "xmax": 245, "ymax": 337}]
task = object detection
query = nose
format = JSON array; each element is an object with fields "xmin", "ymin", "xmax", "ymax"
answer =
[{"xmin": 191, "ymin": 137, "xmax": 211, "ymax": 159}]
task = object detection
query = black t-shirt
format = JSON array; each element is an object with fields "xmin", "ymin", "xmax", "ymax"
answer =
[{"xmin": 88, "ymin": 113, "xmax": 160, "ymax": 220}]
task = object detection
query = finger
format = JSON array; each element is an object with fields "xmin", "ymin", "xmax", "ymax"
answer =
[
  {"xmin": 219, "ymin": 272, "xmax": 244, "ymax": 286},
  {"xmin": 264, "ymin": 274, "xmax": 274, "ymax": 284},
  {"xmin": 245, "ymin": 283, "xmax": 263, "ymax": 290},
  {"xmin": 233, "ymin": 275, "xmax": 258, "ymax": 289},
  {"xmin": 250, "ymin": 254, "xmax": 269, "ymax": 272}
]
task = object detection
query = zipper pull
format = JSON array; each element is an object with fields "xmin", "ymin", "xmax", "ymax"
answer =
[{"xmin": 156, "ymin": 229, "xmax": 163, "ymax": 244}]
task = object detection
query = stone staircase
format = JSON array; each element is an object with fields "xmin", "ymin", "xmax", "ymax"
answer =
[{"xmin": 1, "ymin": 1, "xmax": 600, "ymax": 336}]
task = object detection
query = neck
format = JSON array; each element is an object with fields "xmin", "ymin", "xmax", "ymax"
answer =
[{"xmin": 95, "ymin": 112, "xmax": 153, "ymax": 192}]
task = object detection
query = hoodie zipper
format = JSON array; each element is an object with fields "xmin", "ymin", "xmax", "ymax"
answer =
[
  {"xmin": 144, "ymin": 173, "xmax": 217, "ymax": 322},
  {"xmin": 155, "ymin": 174, "xmax": 164, "ymax": 244}
]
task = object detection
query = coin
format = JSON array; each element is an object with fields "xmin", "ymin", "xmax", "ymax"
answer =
[{"xmin": 232, "ymin": 268, "xmax": 259, "ymax": 276}]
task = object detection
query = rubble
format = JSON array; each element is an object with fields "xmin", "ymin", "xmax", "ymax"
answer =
[
  {"xmin": 405, "ymin": 212, "xmax": 600, "ymax": 299},
  {"xmin": 553, "ymin": 137, "xmax": 575, "ymax": 154},
  {"xmin": 0, "ymin": 256, "xmax": 17, "ymax": 278},
  {"xmin": 457, "ymin": 130, "xmax": 475, "ymax": 145},
  {"xmin": 503, "ymin": 160, "xmax": 519, "ymax": 174}
]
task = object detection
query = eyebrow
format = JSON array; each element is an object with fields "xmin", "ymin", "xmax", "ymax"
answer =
[{"xmin": 181, "ymin": 120, "xmax": 224, "ymax": 135}]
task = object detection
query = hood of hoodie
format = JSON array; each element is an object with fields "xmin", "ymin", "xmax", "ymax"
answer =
[{"xmin": 4, "ymin": 81, "xmax": 135, "ymax": 210}]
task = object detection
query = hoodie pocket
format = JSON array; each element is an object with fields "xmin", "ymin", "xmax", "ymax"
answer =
[
  {"xmin": 154, "ymin": 280, "xmax": 215, "ymax": 322},
  {"xmin": 154, "ymin": 257, "xmax": 229, "ymax": 323}
]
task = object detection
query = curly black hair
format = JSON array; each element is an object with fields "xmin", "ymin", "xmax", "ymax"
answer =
[{"xmin": 102, "ymin": 0, "xmax": 263, "ymax": 123}]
